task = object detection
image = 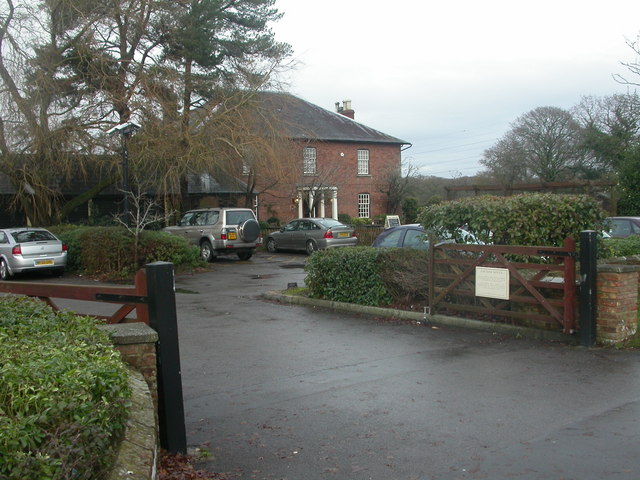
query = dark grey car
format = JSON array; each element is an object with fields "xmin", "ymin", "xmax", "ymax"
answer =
[{"xmin": 265, "ymin": 218, "xmax": 357, "ymax": 255}]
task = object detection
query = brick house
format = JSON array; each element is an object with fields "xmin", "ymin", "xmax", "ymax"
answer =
[{"xmin": 250, "ymin": 93, "xmax": 411, "ymax": 223}]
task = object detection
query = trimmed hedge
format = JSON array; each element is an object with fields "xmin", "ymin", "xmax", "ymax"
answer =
[
  {"xmin": 603, "ymin": 235, "xmax": 640, "ymax": 258},
  {"xmin": 305, "ymin": 247, "xmax": 393, "ymax": 306},
  {"xmin": 0, "ymin": 296, "xmax": 131, "ymax": 479},
  {"xmin": 305, "ymin": 247, "xmax": 431, "ymax": 307},
  {"xmin": 418, "ymin": 193, "xmax": 607, "ymax": 246},
  {"xmin": 48, "ymin": 226, "xmax": 202, "ymax": 279}
]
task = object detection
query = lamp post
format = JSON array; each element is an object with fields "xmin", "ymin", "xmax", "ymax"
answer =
[{"xmin": 107, "ymin": 121, "xmax": 141, "ymax": 225}]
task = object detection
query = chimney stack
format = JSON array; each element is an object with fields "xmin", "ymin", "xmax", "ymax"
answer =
[{"xmin": 336, "ymin": 99, "xmax": 355, "ymax": 119}]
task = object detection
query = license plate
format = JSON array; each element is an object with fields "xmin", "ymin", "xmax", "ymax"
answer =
[
  {"xmin": 35, "ymin": 259, "xmax": 54, "ymax": 266},
  {"xmin": 228, "ymin": 232, "xmax": 237, "ymax": 240},
  {"xmin": 338, "ymin": 232, "xmax": 350, "ymax": 238}
]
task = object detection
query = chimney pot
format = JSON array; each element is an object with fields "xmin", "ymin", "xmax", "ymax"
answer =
[{"xmin": 337, "ymin": 100, "xmax": 354, "ymax": 119}]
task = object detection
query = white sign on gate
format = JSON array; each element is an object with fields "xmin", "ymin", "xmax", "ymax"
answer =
[{"xmin": 475, "ymin": 267, "xmax": 510, "ymax": 300}]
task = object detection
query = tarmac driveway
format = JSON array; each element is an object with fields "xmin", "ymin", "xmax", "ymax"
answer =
[{"xmin": 172, "ymin": 252, "xmax": 640, "ymax": 480}]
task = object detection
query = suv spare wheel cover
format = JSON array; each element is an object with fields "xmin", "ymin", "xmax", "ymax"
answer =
[{"xmin": 238, "ymin": 219, "xmax": 260, "ymax": 242}]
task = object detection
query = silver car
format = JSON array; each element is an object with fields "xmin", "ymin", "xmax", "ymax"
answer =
[
  {"xmin": 0, "ymin": 228, "xmax": 67, "ymax": 280},
  {"xmin": 265, "ymin": 218, "xmax": 358, "ymax": 255}
]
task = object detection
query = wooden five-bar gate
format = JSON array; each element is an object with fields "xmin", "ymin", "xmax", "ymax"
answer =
[{"xmin": 429, "ymin": 238, "xmax": 577, "ymax": 334}]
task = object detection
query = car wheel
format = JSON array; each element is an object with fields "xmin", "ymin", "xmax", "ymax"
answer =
[
  {"xmin": 305, "ymin": 240, "xmax": 317, "ymax": 255},
  {"xmin": 238, "ymin": 219, "xmax": 261, "ymax": 242},
  {"xmin": 237, "ymin": 251, "xmax": 253, "ymax": 261},
  {"xmin": 200, "ymin": 240, "xmax": 215, "ymax": 263},
  {"xmin": 266, "ymin": 237, "xmax": 278, "ymax": 253},
  {"xmin": 0, "ymin": 259, "xmax": 12, "ymax": 280}
]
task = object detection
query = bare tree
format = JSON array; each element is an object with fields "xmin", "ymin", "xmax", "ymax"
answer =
[
  {"xmin": 573, "ymin": 93, "xmax": 640, "ymax": 175},
  {"xmin": 613, "ymin": 35, "xmax": 640, "ymax": 88},
  {"xmin": 113, "ymin": 176, "xmax": 173, "ymax": 268},
  {"xmin": 0, "ymin": 0, "xmax": 116, "ymax": 224},
  {"xmin": 480, "ymin": 132, "xmax": 532, "ymax": 184},
  {"xmin": 480, "ymin": 106, "xmax": 583, "ymax": 183},
  {"xmin": 377, "ymin": 160, "xmax": 417, "ymax": 214}
]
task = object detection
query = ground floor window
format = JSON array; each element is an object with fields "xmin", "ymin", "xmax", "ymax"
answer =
[{"xmin": 358, "ymin": 193, "xmax": 370, "ymax": 218}]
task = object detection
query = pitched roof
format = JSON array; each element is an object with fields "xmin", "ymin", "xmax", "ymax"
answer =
[{"xmin": 257, "ymin": 92, "xmax": 410, "ymax": 146}]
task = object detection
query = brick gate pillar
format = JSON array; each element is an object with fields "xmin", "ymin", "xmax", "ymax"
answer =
[{"xmin": 596, "ymin": 263, "xmax": 640, "ymax": 344}]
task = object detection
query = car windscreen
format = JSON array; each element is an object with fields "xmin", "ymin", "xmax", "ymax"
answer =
[{"xmin": 11, "ymin": 230, "xmax": 57, "ymax": 243}]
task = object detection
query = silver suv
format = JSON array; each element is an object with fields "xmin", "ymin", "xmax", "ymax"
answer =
[{"xmin": 164, "ymin": 208, "xmax": 261, "ymax": 262}]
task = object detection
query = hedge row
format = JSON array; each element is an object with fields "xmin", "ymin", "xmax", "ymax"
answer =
[
  {"xmin": 0, "ymin": 296, "xmax": 131, "ymax": 479},
  {"xmin": 49, "ymin": 226, "xmax": 203, "ymax": 280},
  {"xmin": 305, "ymin": 247, "xmax": 429, "ymax": 307},
  {"xmin": 418, "ymin": 193, "xmax": 607, "ymax": 246}
]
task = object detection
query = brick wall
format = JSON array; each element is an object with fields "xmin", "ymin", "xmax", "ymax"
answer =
[
  {"xmin": 99, "ymin": 323, "xmax": 159, "ymax": 405},
  {"xmin": 596, "ymin": 263, "xmax": 640, "ymax": 344}
]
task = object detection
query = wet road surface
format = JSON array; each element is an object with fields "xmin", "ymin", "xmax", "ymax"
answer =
[
  {"xmin": 32, "ymin": 252, "xmax": 640, "ymax": 479},
  {"xmin": 171, "ymin": 253, "xmax": 640, "ymax": 480}
]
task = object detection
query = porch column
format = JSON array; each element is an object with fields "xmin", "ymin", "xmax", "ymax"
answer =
[
  {"xmin": 308, "ymin": 190, "xmax": 315, "ymax": 217},
  {"xmin": 319, "ymin": 191, "xmax": 326, "ymax": 218},
  {"xmin": 331, "ymin": 190, "xmax": 338, "ymax": 220},
  {"xmin": 297, "ymin": 192, "xmax": 303, "ymax": 218}
]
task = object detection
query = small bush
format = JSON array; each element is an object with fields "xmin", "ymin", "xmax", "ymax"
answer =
[
  {"xmin": 337, "ymin": 213, "xmax": 352, "ymax": 224},
  {"xmin": 305, "ymin": 247, "xmax": 392, "ymax": 306},
  {"xmin": 0, "ymin": 296, "xmax": 131, "ymax": 480},
  {"xmin": 349, "ymin": 217, "xmax": 372, "ymax": 226},
  {"xmin": 602, "ymin": 235, "xmax": 640, "ymax": 258},
  {"xmin": 305, "ymin": 248, "xmax": 431, "ymax": 308},
  {"xmin": 78, "ymin": 227, "xmax": 133, "ymax": 277},
  {"xmin": 138, "ymin": 231, "xmax": 202, "ymax": 269},
  {"xmin": 378, "ymin": 249, "xmax": 430, "ymax": 304},
  {"xmin": 52, "ymin": 226, "xmax": 203, "ymax": 279}
]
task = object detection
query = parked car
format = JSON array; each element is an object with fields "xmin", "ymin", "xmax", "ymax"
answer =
[
  {"xmin": 371, "ymin": 224, "xmax": 430, "ymax": 249},
  {"xmin": 606, "ymin": 216, "xmax": 640, "ymax": 238},
  {"xmin": 265, "ymin": 218, "xmax": 358, "ymax": 254},
  {"xmin": 163, "ymin": 208, "xmax": 261, "ymax": 262},
  {"xmin": 371, "ymin": 224, "xmax": 482, "ymax": 249},
  {"xmin": 0, "ymin": 228, "xmax": 67, "ymax": 280}
]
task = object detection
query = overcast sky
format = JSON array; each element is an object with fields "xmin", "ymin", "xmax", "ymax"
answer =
[{"xmin": 272, "ymin": 0, "xmax": 640, "ymax": 178}]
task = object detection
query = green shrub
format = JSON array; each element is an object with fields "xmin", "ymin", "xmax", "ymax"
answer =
[
  {"xmin": 337, "ymin": 213, "xmax": 351, "ymax": 224},
  {"xmin": 48, "ymin": 225, "xmax": 90, "ymax": 273},
  {"xmin": 305, "ymin": 247, "xmax": 392, "ymax": 306},
  {"xmin": 602, "ymin": 235, "xmax": 640, "ymax": 258},
  {"xmin": 349, "ymin": 217, "xmax": 371, "ymax": 226},
  {"xmin": 0, "ymin": 296, "xmax": 131, "ymax": 480},
  {"xmin": 79, "ymin": 227, "xmax": 133, "ymax": 276},
  {"xmin": 52, "ymin": 226, "xmax": 203, "ymax": 279},
  {"xmin": 138, "ymin": 231, "xmax": 202, "ymax": 268},
  {"xmin": 418, "ymin": 193, "xmax": 607, "ymax": 247}
]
